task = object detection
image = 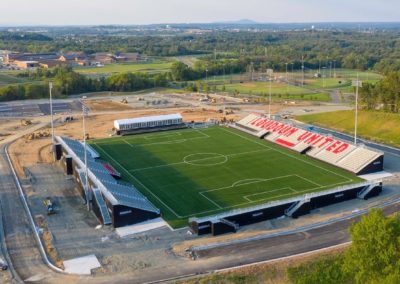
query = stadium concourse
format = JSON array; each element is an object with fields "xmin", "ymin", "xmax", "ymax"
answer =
[{"xmin": 233, "ymin": 113, "xmax": 384, "ymax": 175}]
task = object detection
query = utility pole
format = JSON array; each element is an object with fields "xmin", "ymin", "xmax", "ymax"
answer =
[
  {"xmin": 82, "ymin": 96, "xmax": 90, "ymax": 211},
  {"xmin": 352, "ymin": 73, "xmax": 362, "ymax": 145}
]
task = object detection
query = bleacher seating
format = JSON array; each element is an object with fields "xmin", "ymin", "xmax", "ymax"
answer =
[
  {"xmin": 57, "ymin": 136, "xmax": 160, "ymax": 219},
  {"xmin": 336, "ymin": 147, "xmax": 381, "ymax": 173},
  {"xmin": 312, "ymin": 144, "xmax": 357, "ymax": 164},
  {"xmin": 233, "ymin": 114, "xmax": 384, "ymax": 175}
]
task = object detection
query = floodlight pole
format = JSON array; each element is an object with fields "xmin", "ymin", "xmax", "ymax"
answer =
[
  {"xmin": 82, "ymin": 96, "xmax": 90, "ymax": 211},
  {"xmin": 301, "ymin": 55, "xmax": 305, "ymax": 87},
  {"xmin": 49, "ymin": 82, "xmax": 56, "ymax": 161},
  {"xmin": 268, "ymin": 77, "xmax": 272, "ymax": 118},
  {"xmin": 354, "ymin": 73, "xmax": 360, "ymax": 145},
  {"xmin": 333, "ymin": 60, "xmax": 336, "ymax": 78}
]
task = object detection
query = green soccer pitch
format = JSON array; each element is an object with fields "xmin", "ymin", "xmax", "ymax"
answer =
[{"xmin": 90, "ymin": 126, "xmax": 362, "ymax": 228}]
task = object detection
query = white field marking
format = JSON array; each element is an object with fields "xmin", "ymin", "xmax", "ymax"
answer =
[
  {"xmin": 295, "ymin": 174, "xmax": 323, "ymax": 187},
  {"xmin": 220, "ymin": 127, "xmax": 354, "ymax": 183},
  {"xmin": 183, "ymin": 153, "xmax": 228, "ymax": 166},
  {"xmin": 199, "ymin": 192, "xmax": 223, "ymax": 209},
  {"xmin": 143, "ymin": 132, "xmax": 182, "ymax": 140},
  {"xmin": 180, "ymin": 178, "xmax": 354, "ymax": 218},
  {"xmin": 94, "ymin": 128, "xmax": 209, "ymax": 146},
  {"xmin": 232, "ymin": 178, "xmax": 266, "ymax": 187},
  {"xmin": 129, "ymin": 149, "xmax": 270, "ymax": 172},
  {"xmin": 202, "ymin": 175, "xmax": 295, "ymax": 194},
  {"xmin": 122, "ymin": 138, "xmax": 134, "ymax": 148},
  {"xmin": 243, "ymin": 187, "xmax": 294, "ymax": 202},
  {"xmin": 93, "ymin": 142, "xmax": 184, "ymax": 218}
]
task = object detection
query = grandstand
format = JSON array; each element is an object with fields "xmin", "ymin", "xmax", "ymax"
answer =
[
  {"xmin": 56, "ymin": 136, "xmax": 160, "ymax": 227},
  {"xmin": 114, "ymin": 113, "xmax": 186, "ymax": 135},
  {"xmin": 234, "ymin": 113, "xmax": 384, "ymax": 175}
]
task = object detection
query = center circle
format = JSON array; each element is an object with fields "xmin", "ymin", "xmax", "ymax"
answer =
[{"xmin": 183, "ymin": 153, "xmax": 228, "ymax": 166}]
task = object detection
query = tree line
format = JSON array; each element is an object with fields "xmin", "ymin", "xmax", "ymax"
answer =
[
  {"xmin": 0, "ymin": 66, "xmax": 169, "ymax": 102},
  {"xmin": 288, "ymin": 209, "xmax": 400, "ymax": 284},
  {"xmin": 1, "ymin": 30, "xmax": 399, "ymax": 72},
  {"xmin": 360, "ymin": 71, "xmax": 400, "ymax": 113}
]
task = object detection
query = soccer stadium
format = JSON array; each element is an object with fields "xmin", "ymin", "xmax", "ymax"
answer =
[{"xmin": 55, "ymin": 113, "xmax": 384, "ymax": 235}]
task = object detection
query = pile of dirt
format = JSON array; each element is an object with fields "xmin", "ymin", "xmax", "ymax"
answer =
[
  {"xmin": 85, "ymin": 99, "xmax": 133, "ymax": 112},
  {"xmin": 35, "ymin": 215, "xmax": 64, "ymax": 269}
]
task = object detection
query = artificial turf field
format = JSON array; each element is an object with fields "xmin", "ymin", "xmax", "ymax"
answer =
[{"xmin": 91, "ymin": 126, "xmax": 362, "ymax": 228}]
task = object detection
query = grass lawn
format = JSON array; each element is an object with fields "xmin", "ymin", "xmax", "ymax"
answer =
[
  {"xmin": 75, "ymin": 61, "xmax": 173, "ymax": 75},
  {"xmin": 0, "ymin": 72, "xmax": 30, "ymax": 85},
  {"xmin": 297, "ymin": 110, "xmax": 400, "ymax": 147},
  {"xmin": 91, "ymin": 126, "xmax": 360, "ymax": 228}
]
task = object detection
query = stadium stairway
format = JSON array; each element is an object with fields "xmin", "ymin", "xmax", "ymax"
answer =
[{"xmin": 284, "ymin": 199, "xmax": 311, "ymax": 218}]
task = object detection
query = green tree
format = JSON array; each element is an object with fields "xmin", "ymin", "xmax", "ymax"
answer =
[{"xmin": 343, "ymin": 209, "xmax": 400, "ymax": 283}]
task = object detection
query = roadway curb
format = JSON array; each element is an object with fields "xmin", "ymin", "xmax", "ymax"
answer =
[{"xmin": 4, "ymin": 144, "xmax": 67, "ymax": 274}]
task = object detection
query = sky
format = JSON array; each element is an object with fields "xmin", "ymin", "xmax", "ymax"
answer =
[{"xmin": 1, "ymin": 0, "xmax": 399, "ymax": 26}]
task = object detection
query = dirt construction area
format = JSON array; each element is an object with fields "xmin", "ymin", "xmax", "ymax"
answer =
[{"xmin": 3, "ymin": 94, "xmax": 398, "ymax": 283}]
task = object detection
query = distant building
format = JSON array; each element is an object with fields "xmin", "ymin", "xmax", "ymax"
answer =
[
  {"xmin": 14, "ymin": 60, "xmax": 39, "ymax": 69},
  {"xmin": 4, "ymin": 52, "xmax": 59, "ymax": 64},
  {"xmin": 58, "ymin": 52, "xmax": 89, "ymax": 66},
  {"xmin": 91, "ymin": 52, "xmax": 117, "ymax": 64},
  {"xmin": 115, "ymin": 53, "xmax": 141, "ymax": 62},
  {"xmin": 91, "ymin": 52, "xmax": 142, "ymax": 64},
  {"xmin": 39, "ymin": 59, "xmax": 67, "ymax": 69}
]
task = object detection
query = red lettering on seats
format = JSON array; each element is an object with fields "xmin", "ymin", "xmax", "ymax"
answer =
[
  {"xmin": 325, "ymin": 140, "xmax": 342, "ymax": 152},
  {"xmin": 318, "ymin": 137, "xmax": 333, "ymax": 148},
  {"xmin": 284, "ymin": 127, "xmax": 298, "ymax": 137},
  {"xmin": 333, "ymin": 143, "xmax": 349, "ymax": 154},
  {"xmin": 304, "ymin": 134, "xmax": 321, "ymax": 144},
  {"xmin": 311, "ymin": 136, "xmax": 325, "ymax": 145},
  {"xmin": 297, "ymin": 131, "xmax": 312, "ymax": 141}
]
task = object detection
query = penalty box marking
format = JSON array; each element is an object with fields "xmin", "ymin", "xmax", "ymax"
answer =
[
  {"xmin": 122, "ymin": 129, "xmax": 210, "ymax": 148},
  {"xmin": 243, "ymin": 187, "xmax": 295, "ymax": 202},
  {"xmin": 198, "ymin": 174, "xmax": 321, "ymax": 211}
]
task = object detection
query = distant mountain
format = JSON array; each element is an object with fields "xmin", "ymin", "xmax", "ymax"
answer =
[{"xmin": 215, "ymin": 19, "xmax": 260, "ymax": 25}]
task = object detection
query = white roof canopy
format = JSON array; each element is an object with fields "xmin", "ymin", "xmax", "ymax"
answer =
[{"xmin": 114, "ymin": 113, "xmax": 182, "ymax": 128}]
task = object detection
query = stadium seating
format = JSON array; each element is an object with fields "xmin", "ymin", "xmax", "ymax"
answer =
[
  {"xmin": 311, "ymin": 143, "xmax": 357, "ymax": 164},
  {"xmin": 336, "ymin": 147, "xmax": 382, "ymax": 173},
  {"xmin": 57, "ymin": 136, "xmax": 160, "ymax": 217},
  {"xmin": 234, "ymin": 114, "xmax": 384, "ymax": 175}
]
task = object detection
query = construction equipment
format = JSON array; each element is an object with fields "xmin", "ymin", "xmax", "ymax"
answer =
[{"xmin": 20, "ymin": 119, "xmax": 32, "ymax": 126}]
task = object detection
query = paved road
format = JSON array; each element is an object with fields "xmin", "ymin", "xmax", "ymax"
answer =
[
  {"xmin": 0, "ymin": 143, "xmax": 56, "ymax": 283},
  {"xmin": 0, "ymin": 101, "xmax": 82, "ymax": 117}
]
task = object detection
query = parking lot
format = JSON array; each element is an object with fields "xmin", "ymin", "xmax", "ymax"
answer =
[{"xmin": 0, "ymin": 100, "xmax": 83, "ymax": 117}]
